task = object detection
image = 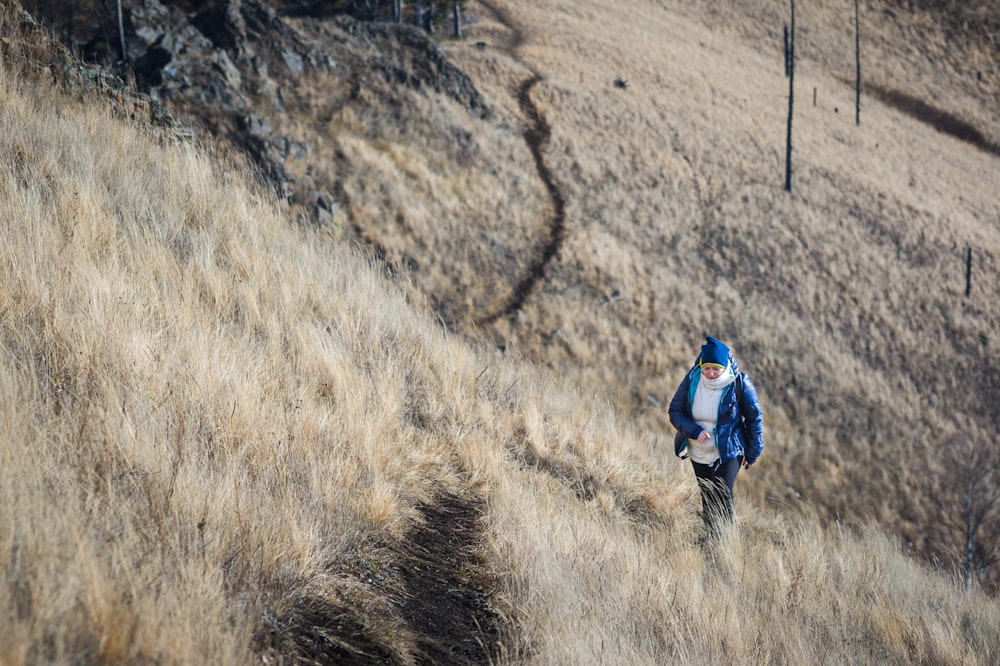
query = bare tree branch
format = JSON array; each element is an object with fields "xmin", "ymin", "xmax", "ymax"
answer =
[{"xmin": 926, "ymin": 432, "xmax": 1000, "ymax": 592}]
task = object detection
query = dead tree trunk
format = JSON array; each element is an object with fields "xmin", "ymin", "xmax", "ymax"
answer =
[
  {"xmin": 855, "ymin": 0, "xmax": 861, "ymax": 126},
  {"xmin": 966, "ymin": 247, "xmax": 972, "ymax": 297},
  {"xmin": 67, "ymin": 0, "xmax": 78, "ymax": 52},
  {"xmin": 784, "ymin": 0, "xmax": 795, "ymax": 193},
  {"xmin": 116, "ymin": 0, "xmax": 128, "ymax": 64},
  {"xmin": 414, "ymin": 1, "xmax": 425, "ymax": 28},
  {"xmin": 453, "ymin": 3, "xmax": 462, "ymax": 39}
]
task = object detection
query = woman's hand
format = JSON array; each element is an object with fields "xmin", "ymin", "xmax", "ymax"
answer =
[
  {"xmin": 743, "ymin": 459, "xmax": 755, "ymax": 470},
  {"xmin": 697, "ymin": 431, "xmax": 711, "ymax": 442}
]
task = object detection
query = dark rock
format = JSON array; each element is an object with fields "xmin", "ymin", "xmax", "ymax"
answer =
[
  {"xmin": 43, "ymin": 0, "xmax": 492, "ymax": 221},
  {"xmin": 134, "ymin": 41, "xmax": 172, "ymax": 84},
  {"xmin": 342, "ymin": 16, "xmax": 490, "ymax": 118},
  {"xmin": 192, "ymin": 1, "xmax": 247, "ymax": 51}
]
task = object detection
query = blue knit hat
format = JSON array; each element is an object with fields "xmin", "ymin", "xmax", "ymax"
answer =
[{"xmin": 699, "ymin": 336, "xmax": 730, "ymax": 368}]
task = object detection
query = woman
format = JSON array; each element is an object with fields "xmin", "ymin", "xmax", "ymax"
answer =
[{"xmin": 669, "ymin": 336, "xmax": 764, "ymax": 535}]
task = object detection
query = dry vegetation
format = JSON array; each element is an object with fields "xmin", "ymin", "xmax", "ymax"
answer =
[
  {"xmin": 2, "ymin": 0, "xmax": 1000, "ymax": 664},
  {"xmin": 293, "ymin": 0, "xmax": 1000, "ymax": 569}
]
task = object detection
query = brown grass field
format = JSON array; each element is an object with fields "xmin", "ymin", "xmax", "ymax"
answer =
[{"xmin": 2, "ymin": 0, "xmax": 1000, "ymax": 663}]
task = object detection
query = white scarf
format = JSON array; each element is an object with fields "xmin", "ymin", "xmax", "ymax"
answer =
[{"xmin": 699, "ymin": 365, "xmax": 735, "ymax": 390}]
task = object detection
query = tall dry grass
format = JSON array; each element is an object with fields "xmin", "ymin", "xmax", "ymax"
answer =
[
  {"xmin": 0, "ymin": 53, "xmax": 472, "ymax": 661},
  {"xmin": 436, "ymin": 0, "xmax": 1000, "ymax": 557},
  {"xmin": 3, "ymin": 2, "xmax": 1000, "ymax": 665}
]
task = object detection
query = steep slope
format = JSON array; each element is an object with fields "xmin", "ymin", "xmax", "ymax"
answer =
[
  {"xmin": 4, "ymin": 1, "xmax": 1000, "ymax": 664},
  {"xmin": 259, "ymin": 0, "xmax": 999, "ymax": 569},
  {"xmin": 33, "ymin": 0, "xmax": 998, "ymax": 562}
]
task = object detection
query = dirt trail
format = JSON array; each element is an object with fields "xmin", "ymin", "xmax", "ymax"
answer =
[
  {"xmin": 263, "ymin": 5, "xmax": 569, "ymax": 660},
  {"xmin": 476, "ymin": 0, "xmax": 568, "ymax": 325},
  {"xmin": 260, "ymin": 495, "xmax": 501, "ymax": 665},
  {"xmin": 395, "ymin": 495, "xmax": 501, "ymax": 664}
]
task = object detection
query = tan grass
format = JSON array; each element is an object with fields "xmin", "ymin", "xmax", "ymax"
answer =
[
  {"xmin": 436, "ymin": 0, "xmax": 1000, "ymax": 556},
  {"xmin": 3, "ymin": 0, "xmax": 1000, "ymax": 664}
]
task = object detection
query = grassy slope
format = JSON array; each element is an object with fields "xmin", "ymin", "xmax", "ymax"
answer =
[
  {"xmin": 2, "ymin": 1, "xmax": 1000, "ymax": 664},
  {"xmin": 318, "ymin": 0, "xmax": 1000, "ymax": 554}
]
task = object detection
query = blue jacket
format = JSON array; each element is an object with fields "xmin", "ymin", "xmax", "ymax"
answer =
[{"xmin": 668, "ymin": 356, "xmax": 764, "ymax": 464}]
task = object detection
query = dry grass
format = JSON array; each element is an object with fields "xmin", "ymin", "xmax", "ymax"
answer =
[
  {"xmin": 3, "ymin": 0, "xmax": 1000, "ymax": 664},
  {"xmin": 0, "ymin": 50, "xmax": 467, "ymax": 660},
  {"xmin": 431, "ymin": 0, "xmax": 1000, "ymax": 556}
]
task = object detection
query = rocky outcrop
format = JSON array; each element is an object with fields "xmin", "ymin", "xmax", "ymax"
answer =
[
  {"xmin": 125, "ymin": 0, "xmax": 319, "ymax": 202},
  {"xmin": 333, "ymin": 16, "xmax": 490, "ymax": 119},
  {"xmin": 14, "ymin": 0, "xmax": 490, "ymax": 223},
  {"xmin": 120, "ymin": 0, "xmax": 489, "ymax": 222},
  {"xmin": 1, "ymin": 1, "xmax": 185, "ymax": 139}
]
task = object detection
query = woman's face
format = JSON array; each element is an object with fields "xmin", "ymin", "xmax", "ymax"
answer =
[{"xmin": 701, "ymin": 364, "xmax": 724, "ymax": 380}]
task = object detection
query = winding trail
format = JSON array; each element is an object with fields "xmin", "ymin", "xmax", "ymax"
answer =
[{"xmin": 476, "ymin": 0, "xmax": 568, "ymax": 325}]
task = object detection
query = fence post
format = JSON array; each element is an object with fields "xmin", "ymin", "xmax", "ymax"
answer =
[{"xmin": 966, "ymin": 247, "xmax": 972, "ymax": 297}]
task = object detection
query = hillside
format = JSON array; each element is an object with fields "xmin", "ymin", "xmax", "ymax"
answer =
[
  {"xmin": 267, "ymin": 0, "xmax": 1000, "ymax": 564},
  {"xmin": 434, "ymin": 0, "xmax": 1000, "ymax": 564},
  {"xmin": 3, "ymin": 0, "xmax": 1000, "ymax": 664},
  {"xmin": 80, "ymin": 0, "xmax": 999, "ymax": 560}
]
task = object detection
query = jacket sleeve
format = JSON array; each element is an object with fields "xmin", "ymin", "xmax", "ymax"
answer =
[
  {"xmin": 668, "ymin": 372, "xmax": 704, "ymax": 457},
  {"xmin": 737, "ymin": 374, "xmax": 764, "ymax": 463}
]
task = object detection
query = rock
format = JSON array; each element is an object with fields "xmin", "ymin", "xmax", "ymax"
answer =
[
  {"xmin": 30, "ymin": 0, "xmax": 493, "ymax": 222},
  {"xmin": 1, "ymin": 1, "xmax": 187, "ymax": 139},
  {"xmin": 192, "ymin": 1, "xmax": 248, "ymax": 51},
  {"xmin": 281, "ymin": 49, "xmax": 304, "ymax": 75}
]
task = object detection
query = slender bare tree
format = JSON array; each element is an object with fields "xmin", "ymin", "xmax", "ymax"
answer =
[
  {"xmin": 414, "ymin": 0, "xmax": 426, "ymax": 29},
  {"xmin": 928, "ymin": 432, "xmax": 1000, "ymax": 593},
  {"xmin": 116, "ymin": 0, "xmax": 127, "ymax": 63},
  {"xmin": 855, "ymin": 0, "xmax": 861, "ymax": 126},
  {"xmin": 784, "ymin": 0, "xmax": 795, "ymax": 192}
]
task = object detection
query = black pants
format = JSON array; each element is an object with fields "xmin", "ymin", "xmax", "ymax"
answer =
[{"xmin": 691, "ymin": 456, "xmax": 742, "ymax": 534}]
